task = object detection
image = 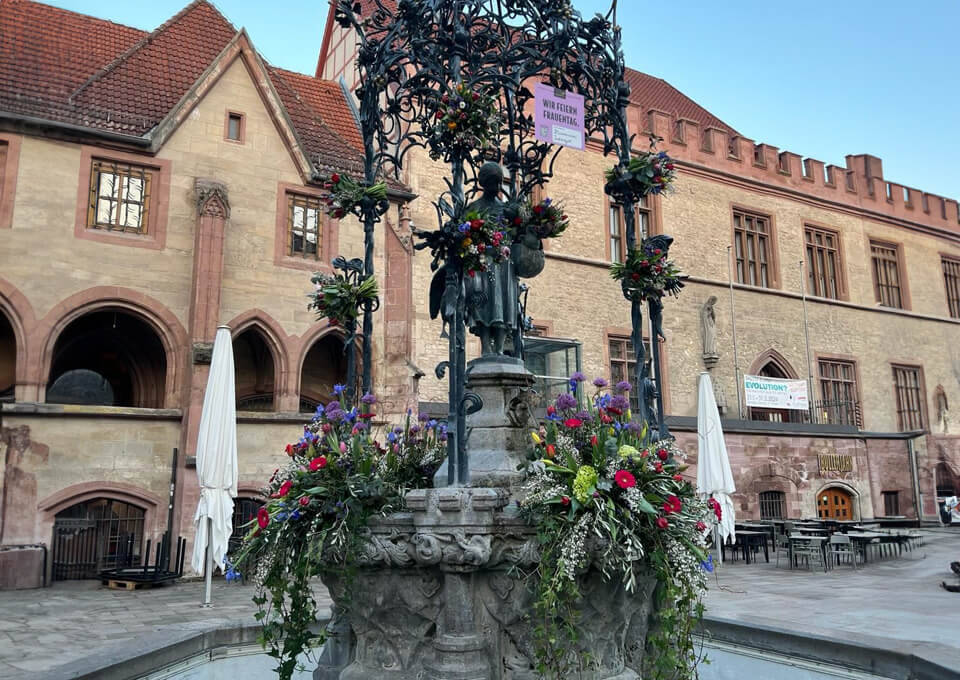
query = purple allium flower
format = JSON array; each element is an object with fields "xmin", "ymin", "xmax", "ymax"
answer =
[
  {"xmin": 570, "ymin": 371, "xmax": 586, "ymax": 383},
  {"xmin": 626, "ymin": 422, "xmax": 643, "ymax": 434},
  {"xmin": 610, "ymin": 395, "xmax": 630, "ymax": 412},
  {"xmin": 409, "ymin": 424, "xmax": 421, "ymax": 434},
  {"xmin": 418, "ymin": 412, "xmax": 431, "ymax": 422},
  {"xmin": 555, "ymin": 393, "xmax": 577, "ymax": 411},
  {"xmin": 592, "ymin": 377, "xmax": 609, "ymax": 388},
  {"xmin": 360, "ymin": 392, "xmax": 377, "ymax": 405},
  {"xmin": 615, "ymin": 380, "xmax": 632, "ymax": 393},
  {"xmin": 326, "ymin": 408, "xmax": 346, "ymax": 423},
  {"xmin": 324, "ymin": 400, "xmax": 341, "ymax": 416},
  {"xmin": 353, "ymin": 422, "xmax": 369, "ymax": 432},
  {"xmin": 574, "ymin": 410, "xmax": 593, "ymax": 423}
]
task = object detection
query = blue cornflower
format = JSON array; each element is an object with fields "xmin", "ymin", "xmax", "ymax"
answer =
[
  {"xmin": 458, "ymin": 222, "xmax": 470, "ymax": 233},
  {"xmin": 428, "ymin": 419, "xmax": 438, "ymax": 428},
  {"xmin": 346, "ymin": 408, "xmax": 358, "ymax": 424},
  {"xmin": 276, "ymin": 512, "xmax": 288, "ymax": 522},
  {"xmin": 333, "ymin": 383, "xmax": 346, "ymax": 396},
  {"xmin": 290, "ymin": 510, "xmax": 301, "ymax": 521},
  {"xmin": 225, "ymin": 567, "xmax": 241, "ymax": 582},
  {"xmin": 543, "ymin": 197, "xmax": 552, "ymax": 206},
  {"xmin": 387, "ymin": 431, "xmax": 398, "ymax": 443},
  {"xmin": 701, "ymin": 554, "xmax": 714, "ymax": 573}
]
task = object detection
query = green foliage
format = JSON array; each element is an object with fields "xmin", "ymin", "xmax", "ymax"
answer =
[
  {"xmin": 518, "ymin": 377, "xmax": 709, "ymax": 679},
  {"xmin": 308, "ymin": 272, "xmax": 379, "ymax": 328},
  {"xmin": 232, "ymin": 403, "xmax": 447, "ymax": 680},
  {"xmin": 610, "ymin": 241, "xmax": 685, "ymax": 302},
  {"xmin": 319, "ymin": 172, "xmax": 387, "ymax": 219}
]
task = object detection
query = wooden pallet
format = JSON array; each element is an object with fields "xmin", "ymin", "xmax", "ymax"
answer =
[{"xmin": 103, "ymin": 577, "xmax": 174, "ymax": 591}]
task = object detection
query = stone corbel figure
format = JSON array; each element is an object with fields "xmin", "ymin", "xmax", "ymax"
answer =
[
  {"xmin": 935, "ymin": 385, "xmax": 950, "ymax": 434},
  {"xmin": 700, "ymin": 296, "xmax": 719, "ymax": 368}
]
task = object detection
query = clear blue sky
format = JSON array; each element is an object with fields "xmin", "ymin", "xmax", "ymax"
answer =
[{"xmin": 48, "ymin": 0, "xmax": 959, "ymax": 199}]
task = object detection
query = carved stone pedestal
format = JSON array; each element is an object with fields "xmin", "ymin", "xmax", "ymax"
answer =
[
  {"xmin": 433, "ymin": 357, "xmax": 537, "ymax": 491},
  {"xmin": 314, "ymin": 487, "xmax": 657, "ymax": 680}
]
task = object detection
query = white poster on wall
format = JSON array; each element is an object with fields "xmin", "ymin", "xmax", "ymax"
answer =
[{"xmin": 743, "ymin": 375, "xmax": 809, "ymax": 410}]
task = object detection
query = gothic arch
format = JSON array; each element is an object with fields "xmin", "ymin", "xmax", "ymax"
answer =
[
  {"xmin": 813, "ymin": 481, "xmax": 862, "ymax": 521},
  {"xmin": 226, "ymin": 310, "xmax": 291, "ymax": 410},
  {"xmin": 748, "ymin": 348, "xmax": 799, "ymax": 379},
  {"xmin": 0, "ymin": 277, "xmax": 36, "ymax": 394},
  {"xmin": 34, "ymin": 288, "xmax": 187, "ymax": 407}
]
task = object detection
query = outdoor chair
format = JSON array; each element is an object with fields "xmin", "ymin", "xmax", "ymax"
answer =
[
  {"xmin": 791, "ymin": 536, "xmax": 827, "ymax": 572},
  {"xmin": 828, "ymin": 534, "xmax": 858, "ymax": 569},
  {"xmin": 775, "ymin": 533, "xmax": 792, "ymax": 568}
]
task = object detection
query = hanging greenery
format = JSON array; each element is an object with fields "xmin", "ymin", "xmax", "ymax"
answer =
[
  {"xmin": 609, "ymin": 241, "xmax": 685, "ymax": 302},
  {"xmin": 320, "ymin": 173, "xmax": 388, "ymax": 220},
  {"xmin": 308, "ymin": 272, "xmax": 379, "ymax": 328}
]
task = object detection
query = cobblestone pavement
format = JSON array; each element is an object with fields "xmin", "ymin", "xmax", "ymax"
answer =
[
  {"xmin": 703, "ymin": 527, "xmax": 960, "ymax": 669},
  {"xmin": 0, "ymin": 530, "xmax": 957, "ymax": 679},
  {"xmin": 0, "ymin": 579, "xmax": 331, "ymax": 679}
]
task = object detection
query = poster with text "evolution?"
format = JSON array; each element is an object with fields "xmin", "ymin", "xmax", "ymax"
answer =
[
  {"xmin": 743, "ymin": 375, "xmax": 809, "ymax": 410},
  {"xmin": 534, "ymin": 83, "xmax": 584, "ymax": 151}
]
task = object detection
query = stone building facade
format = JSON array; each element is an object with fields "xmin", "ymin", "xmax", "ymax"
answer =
[
  {"xmin": 317, "ymin": 1, "xmax": 960, "ymax": 527},
  {"xmin": 0, "ymin": 0, "xmax": 958, "ymax": 587}
]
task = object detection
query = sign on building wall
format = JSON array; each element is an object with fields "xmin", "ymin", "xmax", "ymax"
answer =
[
  {"xmin": 743, "ymin": 375, "xmax": 809, "ymax": 410},
  {"xmin": 818, "ymin": 454, "xmax": 854, "ymax": 474},
  {"xmin": 534, "ymin": 83, "xmax": 584, "ymax": 150}
]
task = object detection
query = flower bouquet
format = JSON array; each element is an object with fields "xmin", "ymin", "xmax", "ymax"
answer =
[
  {"xmin": 308, "ymin": 271, "xmax": 379, "ymax": 328},
  {"xmin": 321, "ymin": 172, "xmax": 388, "ymax": 219},
  {"xmin": 455, "ymin": 210, "xmax": 510, "ymax": 277},
  {"xmin": 609, "ymin": 241, "xmax": 685, "ymax": 302},
  {"xmin": 514, "ymin": 197, "xmax": 569, "ymax": 239},
  {"xmin": 231, "ymin": 398, "xmax": 447, "ymax": 680},
  {"xmin": 604, "ymin": 150, "xmax": 676, "ymax": 199},
  {"xmin": 518, "ymin": 374, "xmax": 709, "ymax": 679},
  {"xmin": 426, "ymin": 83, "xmax": 502, "ymax": 161}
]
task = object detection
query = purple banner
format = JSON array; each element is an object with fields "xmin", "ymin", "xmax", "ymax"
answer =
[{"xmin": 534, "ymin": 83, "xmax": 585, "ymax": 151}]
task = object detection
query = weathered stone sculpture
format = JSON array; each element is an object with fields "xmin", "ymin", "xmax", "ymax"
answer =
[{"xmin": 700, "ymin": 295, "xmax": 719, "ymax": 367}]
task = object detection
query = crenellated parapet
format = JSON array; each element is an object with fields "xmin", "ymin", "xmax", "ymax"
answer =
[{"xmin": 638, "ymin": 108, "xmax": 960, "ymax": 236}]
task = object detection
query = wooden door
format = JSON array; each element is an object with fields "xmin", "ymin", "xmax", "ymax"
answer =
[{"xmin": 817, "ymin": 488, "xmax": 853, "ymax": 519}]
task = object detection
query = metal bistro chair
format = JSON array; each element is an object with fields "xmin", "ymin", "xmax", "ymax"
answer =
[
  {"xmin": 828, "ymin": 534, "xmax": 858, "ymax": 569},
  {"xmin": 775, "ymin": 533, "xmax": 792, "ymax": 568},
  {"xmin": 791, "ymin": 535, "xmax": 827, "ymax": 573}
]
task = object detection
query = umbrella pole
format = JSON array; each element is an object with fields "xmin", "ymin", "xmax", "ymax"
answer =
[
  {"xmin": 202, "ymin": 517, "xmax": 213, "ymax": 607},
  {"xmin": 715, "ymin": 523, "xmax": 722, "ymax": 567}
]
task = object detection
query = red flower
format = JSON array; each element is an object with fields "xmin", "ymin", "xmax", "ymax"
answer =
[
  {"xmin": 673, "ymin": 474, "xmax": 683, "ymax": 482},
  {"xmin": 334, "ymin": 208, "xmax": 345, "ymax": 219},
  {"xmin": 708, "ymin": 498, "xmax": 723, "ymax": 521},
  {"xmin": 564, "ymin": 418, "xmax": 582, "ymax": 428},
  {"xmin": 590, "ymin": 435, "xmax": 598, "ymax": 447},
  {"xmin": 654, "ymin": 462, "xmax": 663, "ymax": 473},
  {"xmin": 641, "ymin": 449, "xmax": 649, "ymax": 458},
  {"xmin": 360, "ymin": 412, "xmax": 375, "ymax": 420},
  {"xmin": 299, "ymin": 496, "xmax": 311, "ymax": 507},
  {"xmin": 546, "ymin": 405, "xmax": 556, "ymax": 416},
  {"xmin": 278, "ymin": 480, "xmax": 293, "ymax": 497},
  {"xmin": 561, "ymin": 496, "xmax": 571, "ymax": 506},
  {"xmin": 284, "ymin": 443, "xmax": 294, "ymax": 456},
  {"xmin": 470, "ymin": 219, "xmax": 484, "ymax": 230},
  {"xmin": 513, "ymin": 217, "xmax": 523, "ymax": 225},
  {"xmin": 614, "ymin": 470, "xmax": 636, "ymax": 489},
  {"xmin": 533, "ymin": 204, "xmax": 544, "ymax": 215},
  {"xmin": 600, "ymin": 414, "xmax": 612, "ymax": 424},
  {"xmin": 257, "ymin": 506, "xmax": 270, "ymax": 529},
  {"xmin": 662, "ymin": 501, "xmax": 674, "ymax": 515},
  {"xmin": 653, "ymin": 248, "xmax": 662, "ymax": 255},
  {"xmin": 657, "ymin": 448, "xmax": 668, "ymax": 461},
  {"xmin": 331, "ymin": 173, "xmax": 340, "ymax": 184},
  {"xmin": 630, "ymin": 272, "xmax": 640, "ymax": 281},
  {"xmin": 667, "ymin": 495, "xmax": 682, "ymax": 512},
  {"xmin": 309, "ymin": 456, "xmax": 327, "ymax": 471},
  {"xmin": 696, "ymin": 521, "xmax": 707, "ymax": 531},
  {"xmin": 654, "ymin": 265, "xmax": 663, "ymax": 274},
  {"xmin": 665, "ymin": 163, "xmax": 675, "ymax": 170},
  {"xmin": 545, "ymin": 444, "xmax": 556, "ymax": 458},
  {"xmin": 656, "ymin": 517, "xmax": 669, "ymax": 529},
  {"xmin": 607, "ymin": 406, "xmax": 622, "ymax": 416},
  {"xmin": 468, "ymin": 270, "xmax": 476, "ymax": 277},
  {"xmin": 322, "ymin": 423, "xmax": 332, "ymax": 434}
]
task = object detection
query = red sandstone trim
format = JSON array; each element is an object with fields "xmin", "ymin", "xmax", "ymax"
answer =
[
  {"xmin": 747, "ymin": 348, "xmax": 800, "ymax": 379},
  {"xmin": 73, "ymin": 146, "xmax": 171, "ymax": 251},
  {"xmin": 0, "ymin": 277, "xmax": 37, "ymax": 398},
  {"xmin": 223, "ymin": 109, "xmax": 246, "ymax": 144},
  {"xmin": 0, "ymin": 133, "xmax": 22, "ymax": 230},
  {"xmin": 274, "ymin": 182, "xmax": 339, "ymax": 273},
  {"xmin": 32, "ymin": 287, "xmax": 188, "ymax": 408}
]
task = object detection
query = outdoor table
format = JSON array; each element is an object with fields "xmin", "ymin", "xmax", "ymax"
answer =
[
  {"xmin": 795, "ymin": 527, "xmax": 829, "ymax": 536},
  {"xmin": 788, "ymin": 535, "xmax": 827, "ymax": 568},
  {"xmin": 737, "ymin": 523, "xmax": 777, "ymax": 551},
  {"xmin": 733, "ymin": 531, "xmax": 769, "ymax": 564},
  {"xmin": 846, "ymin": 532, "xmax": 886, "ymax": 563}
]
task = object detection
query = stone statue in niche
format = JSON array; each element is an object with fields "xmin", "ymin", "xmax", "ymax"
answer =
[
  {"xmin": 935, "ymin": 385, "xmax": 950, "ymax": 434},
  {"xmin": 700, "ymin": 295, "xmax": 719, "ymax": 367},
  {"xmin": 465, "ymin": 162, "xmax": 524, "ymax": 356}
]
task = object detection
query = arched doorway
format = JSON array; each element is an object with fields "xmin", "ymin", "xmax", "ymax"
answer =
[
  {"xmin": 0, "ymin": 310, "xmax": 14, "ymax": 402},
  {"xmin": 52, "ymin": 498, "xmax": 145, "ymax": 580},
  {"xmin": 46, "ymin": 310, "xmax": 167, "ymax": 408},
  {"xmin": 233, "ymin": 327, "xmax": 277, "ymax": 412},
  {"xmin": 749, "ymin": 351, "xmax": 805, "ymax": 424},
  {"xmin": 299, "ymin": 333, "xmax": 349, "ymax": 413},
  {"xmin": 816, "ymin": 486, "xmax": 855, "ymax": 520}
]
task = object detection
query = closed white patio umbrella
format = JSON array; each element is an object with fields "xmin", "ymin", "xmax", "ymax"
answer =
[
  {"xmin": 191, "ymin": 326, "xmax": 238, "ymax": 606},
  {"xmin": 696, "ymin": 371, "xmax": 736, "ymax": 564}
]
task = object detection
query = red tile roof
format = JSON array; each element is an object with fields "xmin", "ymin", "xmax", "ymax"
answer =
[
  {"xmin": 625, "ymin": 68, "xmax": 737, "ymax": 135},
  {"xmin": 0, "ymin": 0, "xmax": 367, "ymax": 178}
]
